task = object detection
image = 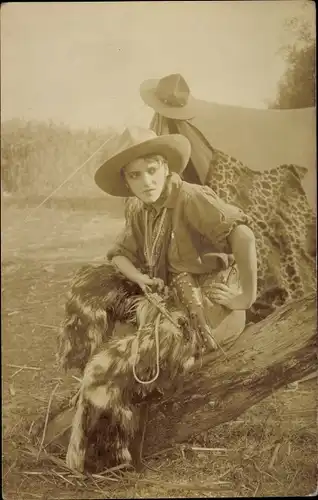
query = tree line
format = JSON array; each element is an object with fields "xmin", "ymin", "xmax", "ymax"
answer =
[{"xmin": 269, "ymin": 2, "xmax": 315, "ymax": 109}]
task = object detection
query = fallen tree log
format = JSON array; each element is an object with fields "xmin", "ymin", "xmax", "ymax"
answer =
[
  {"xmin": 39, "ymin": 293, "xmax": 316, "ymax": 459},
  {"xmin": 143, "ymin": 292, "xmax": 317, "ymax": 455}
]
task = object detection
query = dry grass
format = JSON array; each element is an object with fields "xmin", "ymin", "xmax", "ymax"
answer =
[
  {"xmin": 3, "ymin": 389, "xmax": 317, "ymax": 499},
  {"xmin": 2, "ymin": 202, "xmax": 317, "ymax": 499},
  {"xmin": 1, "ymin": 119, "xmax": 117, "ymax": 197}
]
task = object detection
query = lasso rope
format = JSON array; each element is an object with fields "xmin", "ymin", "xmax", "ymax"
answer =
[
  {"xmin": 132, "ymin": 311, "xmax": 161, "ymax": 385},
  {"xmin": 131, "ymin": 266, "xmax": 235, "ymax": 386},
  {"xmin": 131, "ymin": 204, "xmax": 171, "ymax": 385},
  {"xmin": 131, "ymin": 287, "xmax": 184, "ymax": 385},
  {"xmin": 131, "ymin": 275, "xmax": 232, "ymax": 386}
]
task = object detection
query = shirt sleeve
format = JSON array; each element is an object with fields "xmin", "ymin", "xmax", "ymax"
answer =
[
  {"xmin": 106, "ymin": 222, "xmax": 140, "ymax": 265},
  {"xmin": 184, "ymin": 185, "xmax": 252, "ymax": 250}
]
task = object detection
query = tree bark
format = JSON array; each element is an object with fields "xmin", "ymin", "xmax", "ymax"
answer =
[
  {"xmin": 42, "ymin": 293, "xmax": 316, "ymax": 456},
  {"xmin": 143, "ymin": 293, "xmax": 317, "ymax": 454}
]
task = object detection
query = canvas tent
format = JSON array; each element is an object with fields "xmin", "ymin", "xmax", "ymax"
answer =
[
  {"xmin": 147, "ymin": 101, "xmax": 316, "ymax": 323},
  {"xmin": 150, "ymin": 102, "xmax": 316, "ymax": 208}
]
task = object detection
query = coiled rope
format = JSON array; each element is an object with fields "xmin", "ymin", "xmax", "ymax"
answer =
[
  {"xmin": 132, "ymin": 310, "xmax": 161, "ymax": 385},
  {"xmin": 131, "ymin": 266, "xmax": 236, "ymax": 385}
]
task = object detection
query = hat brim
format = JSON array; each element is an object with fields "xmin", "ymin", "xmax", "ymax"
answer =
[
  {"xmin": 94, "ymin": 134, "xmax": 191, "ymax": 197},
  {"xmin": 140, "ymin": 78, "xmax": 196, "ymax": 120}
]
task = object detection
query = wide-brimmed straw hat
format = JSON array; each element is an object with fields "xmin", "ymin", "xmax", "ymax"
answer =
[
  {"xmin": 94, "ymin": 127, "xmax": 191, "ymax": 197},
  {"xmin": 140, "ymin": 73, "xmax": 196, "ymax": 120}
]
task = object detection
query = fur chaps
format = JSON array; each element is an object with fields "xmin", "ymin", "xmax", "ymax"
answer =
[
  {"xmin": 65, "ymin": 292, "xmax": 199, "ymax": 472},
  {"xmin": 57, "ymin": 263, "xmax": 201, "ymax": 472},
  {"xmin": 57, "ymin": 263, "xmax": 143, "ymax": 373}
]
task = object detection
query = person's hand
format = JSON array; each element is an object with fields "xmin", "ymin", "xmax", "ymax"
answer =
[
  {"xmin": 135, "ymin": 274, "xmax": 166, "ymax": 294},
  {"xmin": 208, "ymin": 283, "xmax": 255, "ymax": 310}
]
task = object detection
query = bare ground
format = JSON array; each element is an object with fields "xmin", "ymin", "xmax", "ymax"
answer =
[{"xmin": 2, "ymin": 201, "xmax": 317, "ymax": 499}]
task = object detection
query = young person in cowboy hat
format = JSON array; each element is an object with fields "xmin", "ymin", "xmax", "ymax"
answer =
[{"xmin": 94, "ymin": 126, "xmax": 257, "ymax": 347}]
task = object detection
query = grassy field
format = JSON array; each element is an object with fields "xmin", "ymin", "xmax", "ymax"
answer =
[
  {"xmin": 2, "ymin": 198, "xmax": 317, "ymax": 499},
  {"xmin": 1, "ymin": 120, "xmax": 116, "ymax": 198}
]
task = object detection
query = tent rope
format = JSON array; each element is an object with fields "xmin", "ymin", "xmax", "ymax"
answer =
[
  {"xmin": 4, "ymin": 104, "xmax": 146, "ymax": 233},
  {"xmin": 23, "ymin": 133, "xmax": 116, "ymax": 224}
]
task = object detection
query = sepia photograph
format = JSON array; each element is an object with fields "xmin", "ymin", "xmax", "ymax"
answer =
[{"xmin": 1, "ymin": 1, "xmax": 316, "ymax": 498}]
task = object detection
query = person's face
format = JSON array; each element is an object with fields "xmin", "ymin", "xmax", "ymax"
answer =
[{"xmin": 123, "ymin": 155, "xmax": 169, "ymax": 203}]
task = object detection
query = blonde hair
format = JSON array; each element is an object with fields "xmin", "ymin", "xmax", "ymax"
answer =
[
  {"xmin": 143, "ymin": 154, "xmax": 167, "ymax": 166},
  {"xmin": 121, "ymin": 154, "xmax": 169, "ymax": 179}
]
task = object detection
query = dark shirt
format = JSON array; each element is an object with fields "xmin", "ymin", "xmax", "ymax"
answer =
[{"xmin": 107, "ymin": 172, "xmax": 252, "ymax": 277}]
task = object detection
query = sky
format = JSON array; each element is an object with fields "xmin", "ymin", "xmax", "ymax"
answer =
[{"xmin": 1, "ymin": 1, "xmax": 315, "ymax": 131}]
